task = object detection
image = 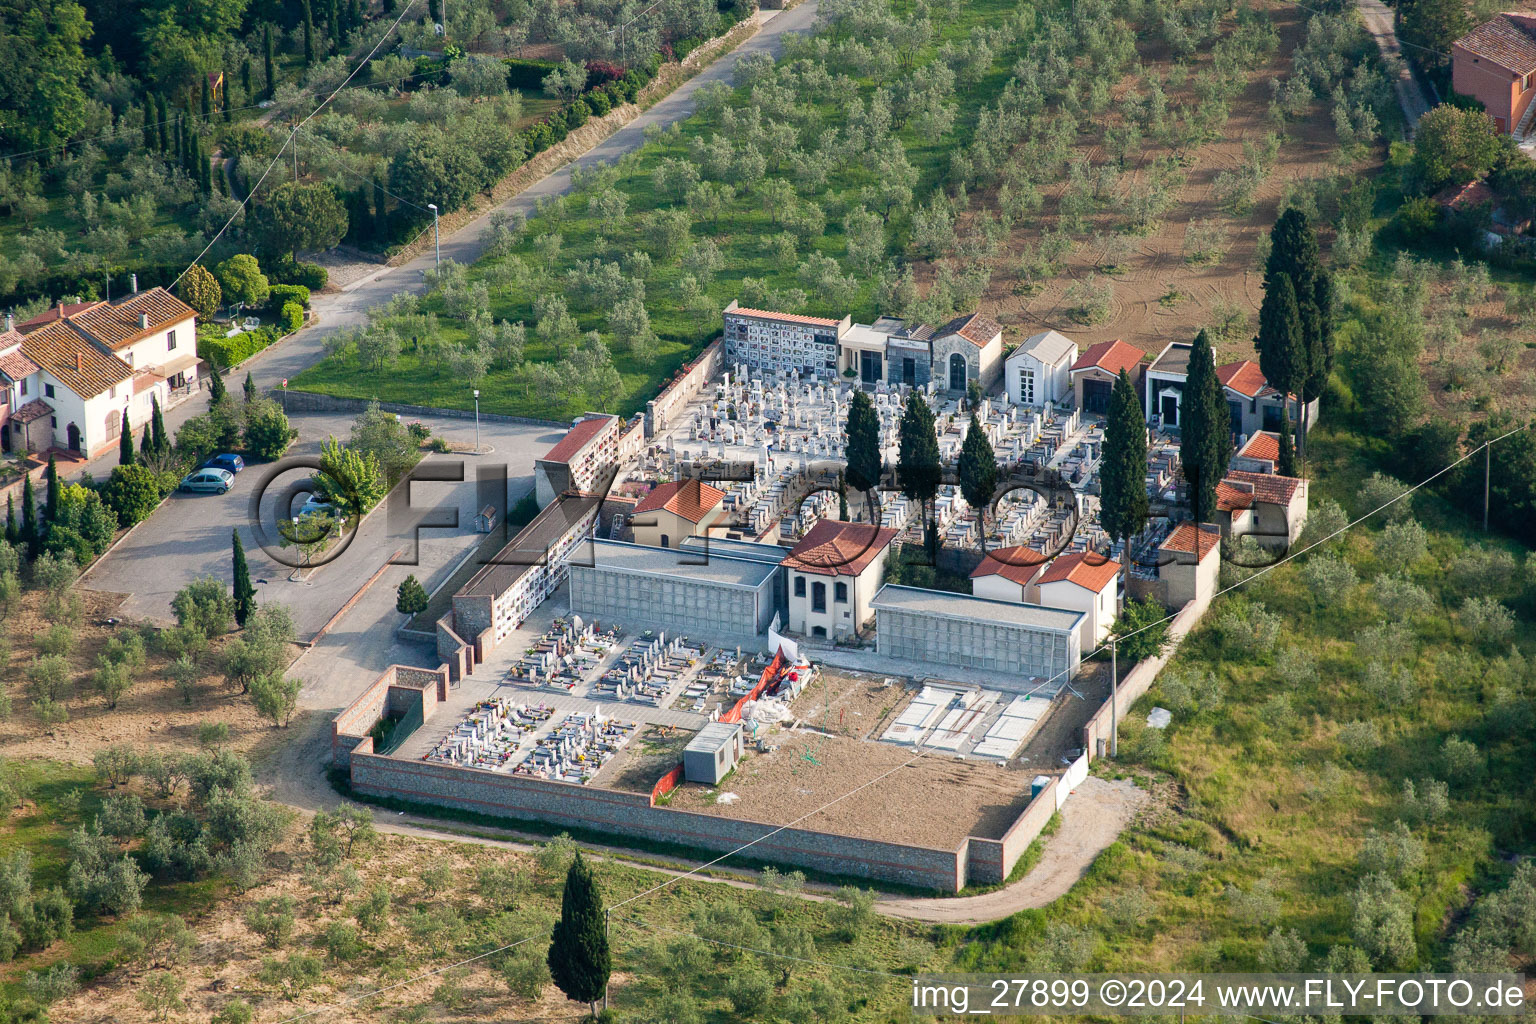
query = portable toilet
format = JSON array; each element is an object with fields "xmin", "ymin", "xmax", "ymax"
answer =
[{"xmin": 1030, "ymin": 775, "xmax": 1051, "ymax": 800}]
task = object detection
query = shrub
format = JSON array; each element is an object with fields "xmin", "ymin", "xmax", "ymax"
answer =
[
  {"xmin": 244, "ymin": 399, "xmax": 294, "ymax": 460},
  {"xmin": 1461, "ymin": 596, "xmax": 1514, "ymax": 645},
  {"xmin": 1303, "ymin": 553, "xmax": 1357, "ymax": 603},
  {"xmin": 1375, "ymin": 519, "xmax": 1427, "ymax": 572},
  {"xmin": 172, "ymin": 577, "xmax": 235, "ymax": 637},
  {"xmin": 279, "ymin": 301, "xmax": 303, "ymax": 334},
  {"xmin": 267, "ymin": 283, "xmax": 311, "ymax": 312},
  {"xmin": 504, "ymin": 57, "xmax": 560, "ymax": 90},
  {"xmin": 1362, "ymin": 661, "xmax": 1417, "ymax": 708},
  {"xmin": 277, "ymin": 261, "xmax": 327, "ymax": 290},
  {"xmin": 1338, "ymin": 719, "xmax": 1383, "ymax": 754},
  {"xmin": 1214, "ymin": 600, "xmax": 1281, "ymax": 655},
  {"xmin": 198, "ymin": 328, "xmax": 273, "ymax": 370},
  {"xmin": 1440, "ymin": 735, "xmax": 1482, "ymax": 785},
  {"xmin": 1359, "ymin": 472, "xmax": 1412, "ymax": 522},
  {"xmin": 100, "ymin": 464, "xmax": 164, "ymax": 526}
]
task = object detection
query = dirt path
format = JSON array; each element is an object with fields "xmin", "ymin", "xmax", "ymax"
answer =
[
  {"xmin": 259, "ymin": 716, "xmax": 1147, "ymax": 924},
  {"xmin": 1355, "ymin": 0, "xmax": 1432, "ymax": 133}
]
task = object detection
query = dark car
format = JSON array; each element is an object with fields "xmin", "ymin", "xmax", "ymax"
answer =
[{"xmin": 203, "ymin": 453, "xmax": 245, "ymax": 474}]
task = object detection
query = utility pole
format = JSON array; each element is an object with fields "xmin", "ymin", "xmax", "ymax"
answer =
[
  {"xmin": 473, "ymin": 387, "xmax": 481, "ymax": 453},
  {"xmin": 428, "ymin": 203, "xmax": 440, "ymax": 267},
  {"xmin": 291, "ymin": 126, "xmax": 298, "ymax": 182},
  {"xmin": 603, "ymin": 908, "xmax": 611, "ymax": 1011},
  {"xmin": 1484, "ymin": 443, "xmax": 1491, "ymax": 532},
  {"xmin": 1110, "ymin": 637, "xmax": 1118, "ymax": 758}
]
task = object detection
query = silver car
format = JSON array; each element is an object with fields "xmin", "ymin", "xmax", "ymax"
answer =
[{"xmin": 179, "ymin": 467, "xmax": 235, "ymax": 494}]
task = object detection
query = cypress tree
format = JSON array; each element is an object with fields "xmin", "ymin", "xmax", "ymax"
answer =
[
  {"xmin": 1180, "ymin": 329, "xmax": 1233, "ymax": 525},
  {"xmin": 151, "ymin": 394, "xmax": 168, "ymax": 455},
  {"xmin": 201, "ymin": 77, "xmax": 212, "ymax": 121},
  {"xmin": 4, "ymin": 495, "xmax": 16, "ymax": 547},
  {"xmin": 844, "ymin": 389, "xmax": 882, "ymax": 494},
  {"xmin": 119, "ymin": 409, "xmax": 134, "ymax": 466},
  {"xmin": 1278, "ymin": 409, "xmax": 1298, "ymax": 477},
  {"xmin": 20, "ymin": 474, "xmax": 37, "ymax": 554},
  {"xmin": 957, "ymin": 411, "xmax": 998, "ymax": 549},
  {"xmin": 209, "ymin": 369, "xmax": 227, "ymax": 404},
  {"xmin": 244, "ymin": 372, "xmax": 256, "ymax": 403},
  {"xmin": 303, "ymin": 0, "xmax": 316, "ymax": 67},
  {"xmin": 324, "ymin": 0, "xmax": 340, "ymax": 53},
  {"xmin": 241, "ymin": 60, "xmax": 252, "ymax": 105},
  {"xmin": 1263, "ymin": 209, "xmax": 1331, "ymax": 452},
  {"xmin": 141, "ymin": 427, "xmax": 153, "ymax": 459},
  {"xmin": 156, "ymin": 95, "xmax": 170, "ymax": 153},
  {"xmin": 546, "ymin": 852, "xmax": 610, "ymax": 1018},
  {"xmin": 264, "ymin": 24, "xmax": 276, "ymax": 100},
  {"xmin": 232, "ymin": 529, "xmax": 256, "ymax": 627},
  {"xmin": 897, "ymin": 389, "xmax": 942, "ymax": 558},
  {"xmin": 43, "ymin": 454, "xmax": 59, "ymax": 527},
  {"xmin": 1100, "ymin": 368, "xmax": 1149, "ymax": 551},
  {"xmin": 142, "ymin": 102, "xmax": 153, "ymax": 151},
  {"xmin": 372, "ymin": 171, "xmax": 389, "ymax": 240},
  {"xmin": 1255, "ymin": 272, "xmax": 1305, "ymax": 429}
]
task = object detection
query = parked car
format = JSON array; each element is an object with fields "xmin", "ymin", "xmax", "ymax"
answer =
[
  {"xmin": 203, "ymin": 453, "xmax": 245, "ymax": 474},
  {"xmin": 179, "ymin": 468, "xmax": 234, "ymax": 494}
]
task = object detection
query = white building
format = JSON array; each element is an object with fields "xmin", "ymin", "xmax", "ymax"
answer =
[
  {"xmin": 722, "ymin": 301, "xmax": 850, "ymax": 379},
  {"xmin": 969, "ymin": 545, "xmax": 1048, "ymax": 603},
  {"xmin": 781, "ymin": 519, "xmax": 897, "ymax": 639},
  {"xmin": 1005, "ymin": 330, "xmax": 1077, "ymax": 408},
  {"xmin": 533, "ymin": 414, "xmax": 619, "ymax": 508},
  {"xmin": 1034, "ymin": 552, "xmax": 1121, "ymax": 649}
]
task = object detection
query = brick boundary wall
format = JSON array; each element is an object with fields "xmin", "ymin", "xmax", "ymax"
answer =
[
  {"xmin": 1081, "ymin": 594, "xmax": 1209, "ymax": 759},
  {"xmin": 348, "ymin": 751, "xmax": 967, "ymax": 891}
]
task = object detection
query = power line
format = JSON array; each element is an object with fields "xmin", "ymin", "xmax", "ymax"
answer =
[{"xmin": 171, "ymin": 0, "xmax": 421, "ymax": 289}]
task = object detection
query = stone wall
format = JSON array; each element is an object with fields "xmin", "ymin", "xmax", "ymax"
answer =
[
  {"xmin": 1081, "ymin": 594, "xmax": 1208, "ymax": 759},
  {"xmin": 646, "ymin": 339, "xmax": 724, "ymax": 437},
  {"xmin": 332, "ymin": 664, "xmax": 450, "ymax": 767},
  {"xmin": 348, "ymin": 753, "xmax": 967, "ymax": 891}
]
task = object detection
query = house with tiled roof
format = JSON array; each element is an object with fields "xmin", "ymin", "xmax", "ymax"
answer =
[
  {"xmin": 629, "ymin": 478, "xmax": 726, "ymax": 549},
  {"xmin": 1219, "ymin": 469, "xmax": 1309, "ymax": 547},
  {"xmin": 533, "ymin": 414, "xmax": 619, "ymax": 508},
  {"xmin": 1070, "ymin": 339, "xmax": 1145, "ymax": 415},
  {"xmin": 1215, "ymin": 359, "xmax": 1318, "ymax": 440},
  {"xmin": 930, "ymin": 311, "xmax": 1004, "ymax": 393},
  {"xmin": 970, "ymin": 545, "xmax": 1050, "ymax": 600},
  {"xmin": 722, "ymin": 300, "xmax": 851, "ymax": 380},
  {"xmin": 15, "ymin": 301, "xmax": 105, "ymax": 333},
  {"xmin": 1232, "ymin": 429, "xmax": 1282, "ymax": 473},
  {"xmin": 973, "ymin": 546, "xmax": 1120, "ymax": 647},
  {"xmin": 1453, "ymin": 13, "xmax": 1536, "ymax": 135},
  {"xmin": 0, "ymin": 285, "xmax": 196, "ymax": 457},
  {"xmin": 780, "ymin": 519, "xmax": 897, "ymax": 638}
]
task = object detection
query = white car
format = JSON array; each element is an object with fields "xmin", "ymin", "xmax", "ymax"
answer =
[{"xmin": 179, "ymin": 468, "xmax": 235, "ymax": 494}]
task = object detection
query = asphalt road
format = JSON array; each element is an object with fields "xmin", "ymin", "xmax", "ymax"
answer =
[{"xmin": 81, "ymin": 411, "xmax": 558, "ymax": 639}]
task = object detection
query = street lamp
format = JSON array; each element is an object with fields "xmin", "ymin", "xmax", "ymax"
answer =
[
  {"xmin": 473, "ymin": 388, "xmax": 480, "ymax": 454},
  {"xmin": 428, "ymin": 203, "xmax": 439, "ymax": 267}
]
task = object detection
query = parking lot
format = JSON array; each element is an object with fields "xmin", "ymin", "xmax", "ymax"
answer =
[{"xmin": 81, "ymin": 411, "xmax": 560, "ymax": 640}]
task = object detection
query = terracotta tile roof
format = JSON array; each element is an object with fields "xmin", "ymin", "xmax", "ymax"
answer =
[
  {"xmin": 781, "ymin": 519, "xmax": 897, "ymax": 576},
  {"xmin": 11, "ymin": 399, "xmax": 52, "ymax": 424},
  {"xmin": 1037, "ymin": 550, "xmax": 1121, "ymax": 592},
  {"xmin": 541, "ymin": 415, "xmax": 616, "ymax": 464},
  {"xmin": 970, "ymin": 545, "xmax": 1049, "ymax": 587},
  {"xmin": 934, "ymin": 311, "xmax": 1002, "ymax": 347},
  {"xmin": 21, "ymin": 321, "xmax": 133, "ymax": 398},
  {"xmin": 1435, "ymin": 178, "xmax": 1497, "ymax": 211},
  {"xmin": 1238, "ymin": 431, "xmax": 1281, "ymax": 463},
  {"xmin": 1216, "ymin": 359, "xmax": 1268, "ymax": 398},
  {"xmin": 65, "ymin": 288, "xmax": 195, "ymax": 351},
  {"xmin": 632, "ymin": 479, "xmax": 725, "ymax": 523},
  {"xmin": 16, "ymin": 301, "xmax": 104, "ymax": 334},
  {"xmin": 1071, "ymin": 339, "xmax": 1145, "ymax": 376},
  {"xmin": 0, "ymin": 338, "xmax": 38, "ymax": 383},
  {"xmin": 1225, "ymin": 469, "xmax": 1304, "ymax": 506},
  {"xmin": 1159, "ymin": 521, "xmax": 1221, "ymax": 558},
  {"xmin": 1216, "ymin": 480, "xmax": 1255, "ymax": 513},
  {"xmin": 1455, "ymin": 14, "xmax": 1536, "ymax": 75},
  {"xmin": 725, "ymin": 306, "xmax": 841, "ymax": 327}
]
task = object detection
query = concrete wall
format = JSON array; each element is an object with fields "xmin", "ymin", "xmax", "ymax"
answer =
[
  {"xmin": 1081, "ymin": 594, "xmax": 1209, "ymax": 759},
  {"xmin": 347, "ymin": 752, "xmax": 967, "ymax": 891},
  {"xmin": 647, "ymin": 338, "xmax": 724, "ymax": 437}
]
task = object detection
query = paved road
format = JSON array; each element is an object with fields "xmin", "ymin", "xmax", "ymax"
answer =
[
  {"xmin": 81, "ymin": 412, "xmax": 556, "ymax": 639},
  {"xmin": 1355, "ymin": 0, "xmax": 1432, "ymax": 134}
]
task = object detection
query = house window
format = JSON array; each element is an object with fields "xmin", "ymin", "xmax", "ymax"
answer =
[
  {"xmin": 835, "ymin": 582, "xmax": 848, "ymax": 603},
  {"xmin": 167, "ymin": 330, "xmax": 176, "ymax": 351},
  {"xmin": 793, "ymin": 576, "xmax": 806, "ymax": 597},
  {"xmin": 109, "ymin": 386, "xmax": 116, "ymax": 400},
  {"xmin": 44, "ymin": 384, "xmax": 54, "ymax": 399},
  {"xmin": 812, "ymin": 581, "xmax": 826, "ymax": 613},
  {"xmin": 18, "ymin": 380, "xmax": 26, "ymax": 397},
  {"xmin": 50, "ymin": 416, "xmax": 56, "ymax": 428},
  {"xmin": 1018, "ymin": 366, "xmax": 1035, "ymax": 404}
]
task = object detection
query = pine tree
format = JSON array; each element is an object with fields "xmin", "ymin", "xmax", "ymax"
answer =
[
  {"xmin": 303, "ymin": 0, "xmax": 316, "ymax": 66},
  {"xmin": 897, "ymin": 389, "xmax": 942, "ymax": 557},
  {"xmin": 119, "ymin": 409, "xmax": 134, "ymax": 466},
  {"xmin": 232, "ymin": 530, "xmax": 256, "ymax": 627},
  {"xmin": 264, "ymin": 24, "xmax": 276, "ymax": 100},
  {"xmin": 150, "ymin": 394, "xmax": 168, "ymax": 455},
  {"xmin": 1100, "ymin": 368, "xmax": 1149, "ymax": 550},
  {"xmin": 43, "ymin": 454, "xmax": 59, "ymax": 528},
  {"xmin": 957, "ymin": 412, "xmax": 998, "ymax": 549},
  {"xmin": 1255, "ymin": 272, "xmax": 1305, "ymax": 430},
  {"xmin": 4, "ymin": 495, "xmax": 16, "ymax": 547},
  {"xmin": 844, "ymin": 389, "xmax": 882, "ymax": 494},
  {"xmin": 396, "ymin": 574, "xmax": 429, "ymax": 615},
  {"xmin": 244, "ymin": 372, "xmax": 256, "ymax": 403},
  {"xmin": 1180, "ymin": 329, "xmax": 1233, "ymax": 525},
  {"xmin": 547, "ymin": 852, "xmax": 610, "ymax": 1018},
  {"xmin": 1278, "ymin": 409, "xmax": 1298, "ymax": 477},
  {"xmin": 20, "ymin": 474, "xmax": 37, "ymax": 554},
  {"xmin": 209, "ymin": 369, "xmax": 227, "ymax": 404}
]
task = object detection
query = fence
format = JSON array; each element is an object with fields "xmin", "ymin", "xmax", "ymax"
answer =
[{"xmin": 651, "ymin": 763, "xmax": 686, "ymax": 802}]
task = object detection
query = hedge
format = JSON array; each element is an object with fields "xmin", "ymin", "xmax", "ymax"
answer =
[
  {"xmin": 505, "ymin": 57, "xmax": 559, "ymax": 90},
  {"xmin": 198, "ymin": 326, "xmax": 276, "ymax": 370},
  {"xmin": 268, "ymin": 283, "xmax": 310, "ymax": 313},
  {"xmin": 279, "ymin": 302, "xmax": 303, "ymax": 334},
  {"xmin": 272, "ymin": 259, "xmax": 328, "ymax": 290}
]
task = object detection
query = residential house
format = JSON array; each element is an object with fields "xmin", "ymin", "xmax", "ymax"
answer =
[
  {"xmin": 533, "ymin": 414, "xmax": 619, "ymax": 508},
  {"xmin": 1157, "ymin": 521, "xmax": 1220, "ymax": 607},
  {"xmin": 1219, "ymin": 469, "xmax": 1308, "ymax": 547},
  {"xmin": 1452, "ymin": 14, "xmax": 1536, "ymax": 135},
  {"xmin": 781, "ymin": 519, "xmax": 897, "ymax": 639},
  {"xmin": 629, "ymin": 478, "xmax": 726, "ymax": 548},
  {"xmin": 1434, "ymin": 179, "xmax": 1532, "ymax": 243},
  {"xmin": 1005, "ymin": 330, "xmax": 1077, "ymax": 408},
  {"xmin": 722, "ymin": 301, "xmax": 850, "ymax": 380},
  {"xmin": 0, "ymin": 330, "xmax": 40, "ymax": 453},
  {"xmin": 64, "ymin": 288, "xmax": 199, "ymax": 389},
  {"xmin": 15, "ymin": 300, "xmax": 105, "ymax": 333},
  {"xmin": 1069, "ymin": 339, "xmax": 1144, "ymax": 415},
  {"xmin": 929, "ymin": 312, "xmax": 1004, "ymax": 394}
]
